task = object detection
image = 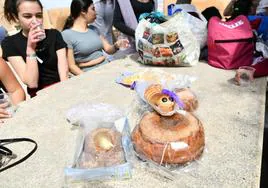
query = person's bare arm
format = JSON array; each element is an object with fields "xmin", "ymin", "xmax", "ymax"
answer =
[
  {"xmin": 66, "ymin": 48, "xmax": 84, "ymax": 75},
  {"xmin": 56, "ymin": 48, "xmax": 69, "ymax": 81},
  {"xmin": 100, "ymin": 35, "xmax": 117, "ymax": 54},
  {"xmin": 100, "ymin": 35, "xmax": 129, "ymax": 54},
  {"xmin": 0, "ymin": 58, "xmax": 25, "ymax": 105}
]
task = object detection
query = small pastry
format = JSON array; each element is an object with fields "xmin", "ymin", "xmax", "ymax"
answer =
[
  {"xmin": 94, "ymin": 131, "xmax": 114, "ymax": 151},
  {"xmin": 144, "ymin": 84, "xmax": 175, "ymax": 114}
]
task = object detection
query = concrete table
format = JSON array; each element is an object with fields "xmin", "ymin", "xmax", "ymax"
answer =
[{"xmin": 0, "ymin": 56, "xmax": 266, "ymax": 188}]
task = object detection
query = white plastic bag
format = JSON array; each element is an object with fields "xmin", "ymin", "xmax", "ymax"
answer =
[
  {"xmin": 135, "ymin": 12, "xmax": 200, "ymax": 66},
  {"xmin": 179, "ymin": 11, "xmax": 207, "ymax": 49},
  {"xmin": 256, "ymin": 41, "xmax": 268, "ymax": 58},
  {"xmin": 167, "ymin": 4, "xmax": 207, "ymax": 48}
]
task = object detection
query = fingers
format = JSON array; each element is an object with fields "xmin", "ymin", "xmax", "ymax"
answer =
[
  {"xmin": 30, "ymin": 29, "xmax": 45, "ymax": 38},
  {"xmin": 32, "ymin": 31, "xmax": 45, "ymax": 41},
  {"xmin": 29, "ymin": 22, "xmax": 40, "ymax": 30},
  {"xmin": 28, "ymin": 30, "xmax": 45, "ymax": 44},
  {"xmin": 28, "ymin": 23, "xmax": 45, "ymax": 45},
  {"xmin": 0, "ymin": 102, "xmax": 10, "ymax": 109},
  {"xmin": 117, "ymin": 39, "xmax": 130, "ymax": 48},
  {"xmin": 0, "ymin": 108, "xmax": 11, "ymax": 119}
]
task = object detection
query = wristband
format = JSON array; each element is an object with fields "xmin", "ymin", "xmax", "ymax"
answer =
[
  {"xmin": 26, "ymin": 53, "xmax": 37, "ymax": 59},
  {"xmin": 26, "ymin": 53, "xmax": 43, "ymax": 64}
]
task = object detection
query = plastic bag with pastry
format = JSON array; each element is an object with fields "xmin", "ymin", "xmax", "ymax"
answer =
[
  {"xmin": 64, "ymin": 104, "xmax": 134, "ymax": 183},
  {"xmin": 115, "ymin": 69, "xmax": 176, "ymax": 87},
  {"xmin": 133, "ymin": 73, "xmax": 199, "ymax": 113},
  {"xmin": 174, "ymin": 87, "xmax": 199, "ymax": 112},
  {"xmin": 131, "ymin": 111, "xmax": 205, "ymax": 166},
  {"xmin": 129, "ymin": 97, "xmax": 205, "ymax": 170},
  {"xmin": 134, "ymin": 81, "xmax": 184, "ymax": 116}
]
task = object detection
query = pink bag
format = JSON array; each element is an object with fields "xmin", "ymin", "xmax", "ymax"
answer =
[{"xmin": 208, "ymin": 15, "xmax": 254, "ymax": 69}]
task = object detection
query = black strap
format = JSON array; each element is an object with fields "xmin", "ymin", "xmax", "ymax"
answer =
[
  {"xmin": 0, "ymin": 138, "xmax": 38, "ymax": 172},
  {"xmin": 0, "ymin": 145, "xmax": 13, "ymax": 156}
]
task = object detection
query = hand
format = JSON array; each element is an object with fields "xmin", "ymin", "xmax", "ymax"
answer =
[
  {"xmin": 0, "ymin": 102, "xmax": 12, "ymax": 120},
  {"xmin": 115, "ymin": 39, "xmax": 130, "ymax": 49},
  {"xmin": 27, "ymin": 21, "xmax": 45, "ymax": 51}
]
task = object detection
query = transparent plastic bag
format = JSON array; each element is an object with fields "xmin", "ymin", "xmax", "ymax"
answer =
[
  {"xmin": 134, "ymin": 81, "xmax": 183, "ymax": 116},
  {"xmin": 135, "ymin": 12, "xmax": 200, "ymax": 66},
  {"xmin": 133, "ymin": 74, "xmax": 199, "ymax": 115},
  {"xmin": 64, "ymin": 103, "xmax": 133, "ymax": 183},
  {"xmin": 125, "ymin": 72, "xmax": 205, "ymax": 176},
  {"xmin": 128, "ymin": 101, "xmax": 205, "ymax": 174},
  {"xmin": 115, "ymin": 69, "xmax": 177, "ymax": 87},
  {"xmin": 173, "ymin": 87, "xmax": 199, "ymax": 112},
  {"xmin": 167, "ymin": 5, "xmax": 207, "ymax": 48},
  {"xmin": 66, "ymin": 103, "xmax": 123, "ymax": 126}
]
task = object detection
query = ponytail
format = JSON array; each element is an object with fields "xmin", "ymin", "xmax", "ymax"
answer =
[
  {"xmin": 4, "ymin": 0, "xmax": 18, "ymax": 22},
  {"xmin": 63, "ymin": 0, "xmax": 93, "ymax": 30},
  {"xmin": 63, "ymin": 16, "xmax": 74, "ymax": 30}
]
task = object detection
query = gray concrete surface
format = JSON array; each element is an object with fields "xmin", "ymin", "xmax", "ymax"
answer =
[{"xmin": 0, "ymin": 56, "xmax": 267, "ymax": 188}]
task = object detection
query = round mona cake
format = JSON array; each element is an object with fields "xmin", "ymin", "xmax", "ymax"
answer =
[{"xmin": 132, "ymin": 112, "xmax": 205, "ymax": 164}]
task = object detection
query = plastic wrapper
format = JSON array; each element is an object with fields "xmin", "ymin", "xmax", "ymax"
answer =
[
  {"xmin": 256, "ymin": 41, "xmax": 268, "ymax": 58},
  {"xmin": 135, "ymin": 12, "xmax": 200, "ymax": 67},
  {"xmin": 173, "ymin": 87, "xmax": 199, "ymax": 112},
  {"xmin": 115, "ymin": 69, "xmax": 177, "ymax": 87},
  {"xmin": 64, "ymin": 103, "xmax": 133, "ymax": 183},
  {"xmin": 127, "ymin": 96, "xmax": 205, "ymax": 177},
  {"xmin": 134, "ymin": 81, "xmax": 183, "ymax": 116},
  {"xmin": 126, "ymin": 75, "xmax": 205, "ymax": 175},
  {"xmin": 132, "ymin": 73, "xmax": 199, "ymax": 115},
  {"xmin": 131, "ymin": 111, "xmax": 205, "ymax": 165},
  {"xmin": 167, "ymin": 4, "xmax": 207, "ymax": 48}
]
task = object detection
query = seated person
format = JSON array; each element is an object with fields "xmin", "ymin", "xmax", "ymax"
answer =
[
  {"xmin": 0, "ymin": 58, "xmax": 25, "ymax": 122},
  {"xmin": 1, "ymin": 0, "xmax": 69, "ymax": 98},
  {"xmin": 62, "ymin": 0, "xmax": 128, "ymax": 75}
]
